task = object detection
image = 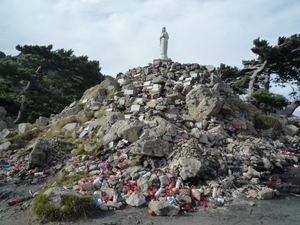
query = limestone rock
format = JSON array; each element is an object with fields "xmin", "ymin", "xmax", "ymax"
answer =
[
  {"xmin": 43, "ymin": 187, "xmax": 81, "ymax": 208},
  {"xmin": 28, "ymin": 137, "xmax": 70, "ymax": 168},
  {"xmin": 128, "ymin": 137, "xmax": 170, "ymax": 157},
  {"xmin": 0, "ymin": 119, "xmax": 7, "ymax": 131},
  {"xmin": 0, "ymin": 106, "xmax": 7, "ymax": 119},
  {"xmin": 125, "ymin": 191, "xmax": 146, "ymax": 206},
  {"xmin": 0, "ymin": 128, "xmax": 13, "ymax": 141},
  {"xmin": 186, "ymin": 85, "xmax": 223, "ymax": 121},
  {"xmin": 258, "ymin": 187, "xmax": 275, "ymax": 200},
  {"xmin": 171, "ymin": 157, "xmax": 203, "ymax": 181},
  {"xmin": 148, "ymin": 201, "xmax": 179, "ymax": 216}
]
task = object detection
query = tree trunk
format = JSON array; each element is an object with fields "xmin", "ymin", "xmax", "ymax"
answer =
[
  {"xmin": 264, "ymin": 71, "xmax": 271, "ymax": 91},
  {"xmin": 281, "ymin": 99, "xmax": 300, "ymax": 117},
  {"xmin": 14, "ymin": 66, "xmax": 41, "ymax": 124},
  {"xmin": 248, "ymin": 60, "xmax": 268, "ymax": 97}
]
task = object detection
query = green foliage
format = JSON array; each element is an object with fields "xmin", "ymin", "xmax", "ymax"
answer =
[
  {"xmin": 217, "ymin": 63, "xmax": 248, "ymax": 94},
  {"xmin": 217, "ymin": 63, "xmax": 242, "ymax": 80},
  {"xmin": 33, "ymin": 191, "xmax": 94, "ymax": 222},
  {"xmin": 0, "ymin": 44, "xmax": 104, "ymax": 123},
  {"xmin": 55, "ymin": 172, "xmax": 88, "ymax": 185},
  {"xmin": 254, "ymin": 114, "xmax": 282, "ymax": 131},
  {"xmin": 10, "ymin": 129, "xmax": 40, "ymax": 148},
  {"xmin": 79, "ymin": 111, "xmax": 94, "ymax": 125},
  {"xmin": 248, "ymin": 89, "xmax": 288, "ymax": 113}
]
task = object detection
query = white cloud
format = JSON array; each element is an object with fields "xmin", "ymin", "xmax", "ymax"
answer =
[{"xmin": 1, "ymin": 0, "xmax": 300, "ymax": 114}]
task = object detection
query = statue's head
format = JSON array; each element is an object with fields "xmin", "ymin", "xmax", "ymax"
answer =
[{"xmin": 162, "ymin": 27, "xmax": 166, "ymax": 32}]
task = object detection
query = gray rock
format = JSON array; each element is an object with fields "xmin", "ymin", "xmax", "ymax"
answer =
[
  {"xmin": 81, "ymin": 182, "xmax": 94, "ymax": 191},
  {"xmin": 186, "ymin": 85, "xmax": 223, "ymax": 121},
  {"xmin": 262, "ymin": 157, "xmax": 273, "ymax": 170},
  {"xmin": 43, "ymin": 187, "xmax": 81, "ymax": 208},
  {"xmin": 258, "ymin": 187, "xmax": 275, "ymax": 200},
  {"xmin": 248, "ymin": 189, "xmax": 258, "ymax": 198},
  {"xmin": 116, "ymin": 120, "xmax": 144, "ymax": 143},
  {"xmin": 84, "ymin": 142, "xmax": 97, "ymax": 153},
  {"xmin": 125, "ymin": 191, "xmax": 146, "ymax": 206},
  {"xmin": 128, "ymin": 137, "xmax": 170, "ymax": 157},
  {"xmin": 0, "ymin": 128, "xmax": 13, "ymax": 141},
  {"xmin": 148, "ymin": 201, "xmax": 179, "ymax": 216},
  {"xmin": 35, "ymin": 116, "xmax": 50, "ymax": 126},
  {"xmin": 28, "ymin": 137, "xmax": 69, "ymax": 168},
  {"xmin": 5, "ymin": 117, "xmax": 14, "ymax": 128},
  {"xmin": 18, "ymin": 123, "xmax": 32, "ymax": 134},
  {"xmin": 245, "ymin": 166, "xmax": 261, "ymax": 179},
  {"xmin": 171, "ymin": 157, "xmax": 203, "ymax": 181},
  {"xmin": 0, "ymin": 141, "xmax": 11, "ymax": 151},
  {"xmin": 283, "ymin": 124, "xmax": 299, "ymax": 136},
  {"xmin": 0, "ymin": 106, "xmax": 7, "ymax": 119},
  {"xmin": 0, "ymin": 119, "xmax": 7, "ymax": 131},
  {"xmin": 221, "ymin": 176, "xmax": 235, "ymax": 189}
]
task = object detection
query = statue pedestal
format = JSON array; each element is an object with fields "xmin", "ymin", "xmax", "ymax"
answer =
[{"xmin": 153, "ymin": 58, "xmax": 172, "ymax": 65}]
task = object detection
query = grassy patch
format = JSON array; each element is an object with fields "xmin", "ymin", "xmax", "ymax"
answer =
[
  {"xmin": 101, "ymin": 87, "xmax": 115, "ymax": 99},
  {"xmin": 9, "ymin": 129, "xmax": 40, "ymax": 148},
  {"xmin": 72, "ymin": 146, "xmax": 85, "ymax": 156},
  {"xmin": 254, "ymin": 114, "xmax": 282, "ymax": 130},
  {"xmin": 79, "ymin": 111, "xmax": 94, "ymax": 125},
  {"xmin": 33, "ymin": 192, "xmax": 94, "ymax": 222},
  {"xmin": 55, "ymin": 172, "xmax": 88, "ymax": 185},
  {"xmin": 47, "ymin": 116, "xmax": 77, "ymax": 137},
  {"xmin": 96, "ymin": 109, "xmax": 106, "ymax": 119}
]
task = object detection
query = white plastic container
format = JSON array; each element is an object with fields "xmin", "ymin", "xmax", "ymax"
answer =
[
  {"xmin": 212, "ymin": 187, "xmax": 217, "ymax": 198},
  {"xmin": 154, "ymin": 187, "xmax": 164, "ymax": 197},
  {"xmin": 175, "ymin": 178, "xmax": 182, "ymax": 189}
]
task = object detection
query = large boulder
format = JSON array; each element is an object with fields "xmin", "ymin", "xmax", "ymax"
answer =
[
  {"xmin": 148, "ymin": 201, "xmax": 179, "ymax": 216},
  {"xmin": 186, "ymin": 85, "xmax": 223, "ymax": 122},
  {"xmin": 102, "ymin": 120, "xmax": 144, "ymax": 143},
  {"xmin": 128, "ymin": 137, "xmax": 171, "ymax": 157},
  {"xmin": 170, "ymin": 157, "xmax": 204, "ymax": 181},
  {"xmin": 18, "ymin": 123, "xmax": 32, "ymax": 134},
  {"xmin": 28, "ymin": 137, "xmax": 71, "ymax": 168},
  {"xmin": 0, "ymin": 128, "xmax": 13, "ymax": 141},
  {"xmin": 43, "ymin": 187, "xmax": 82, "ymax": 207},
  {"xmin": 125, "ymin": 191, "xmax": 146, "ymax": 206}
]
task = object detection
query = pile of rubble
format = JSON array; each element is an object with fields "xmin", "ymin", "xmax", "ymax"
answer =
[{"xmin": 1, "ymin": 61, "xmax": 300, "ymax": 216}]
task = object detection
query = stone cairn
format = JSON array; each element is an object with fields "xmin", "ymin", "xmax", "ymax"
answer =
[{"xmin": 1, "ymin": 61, "xmax": 300, "ymax": 216}]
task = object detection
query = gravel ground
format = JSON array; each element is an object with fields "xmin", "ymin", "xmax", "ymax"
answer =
[{"xmin": 1, "ymin": 168, "xmax": 300, "ymax": 225}]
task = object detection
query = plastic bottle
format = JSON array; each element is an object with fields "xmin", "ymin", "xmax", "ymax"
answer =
[
  {"xmin": 2, "ymin": 164, "xmax": 10, "ymax": 169},
  {"xmin": 142, "ymin": 171, "xmax": 151, "ymax": 178},
  {"xmin": 8, "ymin": 199, "xmax": 21, "ymax": 206},
  {"xmin": 93, "ymin": 191, "xmax": 102, "ymax": 207},
  {"xmin": 113, "ymin": 194, "xmax": 118, "ymax": 203},
  {"xmin": 93, "ymin": 177, "xmax": 101, "ymax": 185},
  {"xmin": 34, "ymin": 172, "xmax": 44, "ymax": 176},
  {"xmin": 154, "ymin": 187, "xmax": 164, "ymax": 197},
  {"xmin": 168, "ymin": 180, "xmax": 175, "ymax": 190},
  {"xmin": 175, "ymin": 178, "xmax": 182, "ymax": 189},
  {"xmin": 138, "ymin": 170, "xmax": 146, "ymax": 176},
  {"xmin": 212, "ymin": 187, "xmax": 217, "ymax": 198}
]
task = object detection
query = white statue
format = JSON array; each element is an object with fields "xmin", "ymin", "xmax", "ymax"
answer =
[{"xmin": 160, "ymin": 27, "xmax": 169, "ymax": 60}]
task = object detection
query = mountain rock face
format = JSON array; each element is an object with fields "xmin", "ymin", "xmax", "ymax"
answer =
[{"xmin": 1, "ymin": 61, "xmax": 300, "ymax": 216}]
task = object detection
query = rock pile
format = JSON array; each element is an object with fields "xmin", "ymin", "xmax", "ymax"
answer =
[{"xmin": 1, "ymin": 61, "xmax": 300, "ymax": 217}]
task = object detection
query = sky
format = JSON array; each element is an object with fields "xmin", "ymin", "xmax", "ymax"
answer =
[{"xmin": 1, "ymin": 0, "xmax": 300, "ymax": 113}]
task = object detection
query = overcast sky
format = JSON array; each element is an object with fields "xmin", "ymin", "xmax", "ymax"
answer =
[{"xmin": 1, "ymin": 0, "xmax": 300, "ymax": 113}]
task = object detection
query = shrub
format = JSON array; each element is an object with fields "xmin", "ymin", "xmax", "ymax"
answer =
[
  {"xmin": 10, "ymin": 129, "xmax": 40, "ymax": 148},
  {"xmin": 254, "ymin": 114, "xmax": 282, "ymax": 131},
  {"xmin": 33, "ymin": 192, "xmax": 94, "ymax": 222}
]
